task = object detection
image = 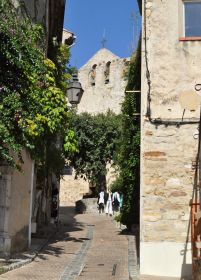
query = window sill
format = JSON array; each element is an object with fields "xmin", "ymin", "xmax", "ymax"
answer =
[{"xmin": 179, "ymin": 37, "xmax": 201, "ymax": 41}]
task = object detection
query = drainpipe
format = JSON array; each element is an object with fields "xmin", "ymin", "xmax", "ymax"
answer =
[
  {"xmin": 28, "ymin": 161, "xmax": 35, "ymax": 248},
  {"xmin": 45, "ymin": 0, "xmax": 49, "ymax": 57}
]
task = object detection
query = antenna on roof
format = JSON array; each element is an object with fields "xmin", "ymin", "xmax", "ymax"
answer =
[{"xmin": 101, "ymin": 29, "xmax": 107, "ymax": 48}]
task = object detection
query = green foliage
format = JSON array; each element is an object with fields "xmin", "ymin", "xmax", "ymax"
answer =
[
  {"xmin": 110, "ymin": 176, "xmax": 123, "ymax": 193},
  {"xmin": 0, "ymin": 0, "xmax": 75, "ymax": 172},
  {"xmin": 0, "ymin": 266, "xmax": 6, "ymax": 275},
  {"xmin": 114, "ymin": 213, "xmax": 122, "ymax": 222},
  {"xmin": 115, "ymin": 41, "xmax": 141, "ymax": 228},
  {"xmin": 66, "ymin": 111, "xmax": 121, "ymax": 190}
]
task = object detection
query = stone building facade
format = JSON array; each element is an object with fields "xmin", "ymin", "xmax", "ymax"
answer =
[
  {"xmin": 78, "ymin": 48, "xmax": 129, "ymax": 115},
  {"xmin": 0, "ymin": 0, "xmax": 66, "ymax": 255},
  {"xmin": 0, "ymin": 151, "xmax": 34, "ymax": 254},
  {"xmin": 62, "ymin": 28, "xmax": 76, "ymax": 46},
  {"xmin": 140, "ymin": 0, "xmax": 201, "ymax": 278},
  {"xmin": 60, "ymin": 48, "xmax": 129, "ymax": 206}
]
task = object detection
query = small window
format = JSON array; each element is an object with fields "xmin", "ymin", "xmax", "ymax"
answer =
[
  {"xmin": 89, "ymin": 64, "xmax": 97, "ymax": 86},
  {"xmin": 184, "ymin": 1, "xmax": 201, "ymax": 37},
  {"xmin": 104, "ymin": 61, "xmax": 111, "ymax": 84}
]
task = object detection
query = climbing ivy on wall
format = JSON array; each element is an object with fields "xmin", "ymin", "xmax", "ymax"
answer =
[
  {"xmin": 112, "ymin": 41, "xmax": 141, "ymax": 228},
  {"xmin": 0, "ymin": 0, "xmax": 76, "ymax": 172}
]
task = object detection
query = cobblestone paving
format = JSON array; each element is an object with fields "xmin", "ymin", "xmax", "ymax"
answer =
[
  {"xmin": 77, "ymin": 216, "xmax": 129, "ymax": 280},
  {"xmin": 0, "ymin": 210, "xmax": 130, "ymax": 280},
  {"xmin": 60, "ymin": 224, "xmax": 94, "ymax": 280}
]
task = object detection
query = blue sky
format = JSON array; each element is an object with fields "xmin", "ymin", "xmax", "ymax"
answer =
[{"xmin": 64, "ymin": 0, "xmax": 141, "ymax": 68}]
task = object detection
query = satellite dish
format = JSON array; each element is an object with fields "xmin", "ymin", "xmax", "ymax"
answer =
[{"xmin": 179, "ymin": 91, "xmax": 201, "ymax": 111}]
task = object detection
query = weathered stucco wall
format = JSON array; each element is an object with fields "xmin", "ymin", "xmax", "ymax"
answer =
[
  {"xmin": 0, "ymin": 150, "xmax": 34, "ymax": 254},
  {"xmin": 8, "ymin": 151, "xmax": 33, "ymax": 252},
  {"xmin": 140, "ymin": 0, "xmax": 200, "ymax": 277}
]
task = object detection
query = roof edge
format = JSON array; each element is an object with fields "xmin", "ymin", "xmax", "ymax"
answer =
[{"xmin": 137, "ymin": 0, "xmax": 142, "ymax": 15}]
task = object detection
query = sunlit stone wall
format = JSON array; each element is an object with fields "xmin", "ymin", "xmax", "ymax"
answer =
[{"xmin": 140, "ymin": 0, "xmax": 200, "ymax": 278}]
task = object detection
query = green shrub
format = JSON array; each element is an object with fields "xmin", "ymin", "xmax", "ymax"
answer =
[{"xmin": 114, "ymin": 40, "xmax": 141, "ymax": 228}]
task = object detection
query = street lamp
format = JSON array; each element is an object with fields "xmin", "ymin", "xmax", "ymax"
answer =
[{"xmin": 66, "ymin": 74, "xmax": 84, "ymax": 106}]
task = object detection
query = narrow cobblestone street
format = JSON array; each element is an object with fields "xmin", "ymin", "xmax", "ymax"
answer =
[{"xmin": 0, "ymin": 207, "xmax": 131, "ymax": 280}]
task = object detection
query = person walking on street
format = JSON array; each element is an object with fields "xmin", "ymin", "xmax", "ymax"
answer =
[
  {"xmin": 105, "ymin": 190, "xmax": 113, "ymax": 216},
  {"xmin": 112, "ymin": 191, "xmax": 120, "ymax": 214},
  {"xmin": 119, "ymin": 192, "xmax": 123, "ymax": 212},
  {"xmin": 97, "ymin": 188, "xmax": 108, "ymax": 214}
]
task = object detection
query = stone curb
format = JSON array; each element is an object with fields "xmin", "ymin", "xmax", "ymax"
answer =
[
  {"xmin": 1, "ymin": 228, "xmax": 58, "ymax": 275},
  {"xmin": 112, "ymin": 218, "xmax": 139, "ymax": 280},
  {"xmin": 128, "ymin": 235, "xmax": 140, "ymax": 280}
]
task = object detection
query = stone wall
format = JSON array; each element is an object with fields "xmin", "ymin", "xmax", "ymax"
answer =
[
  {"xmin": 60, "ymin": 164, "xmax": 118, "ymax": 207},
  {"xmin": 75, "ymin": 198, "xmax": 98, "ymax": 214},
  {"xmin": 140, "ymin": 0, "xmax": 200, "ymax": 277},
  {"xmin": 77, "ymin": 48, "xmax": 129, "ymax": 115},
  {"xmin": 141, "ymin": 124, "xmax": 197, "ymax": 243},
  {"xmin": 60, "ymin": 174, "xmax": 89, "ymax": 207}
]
